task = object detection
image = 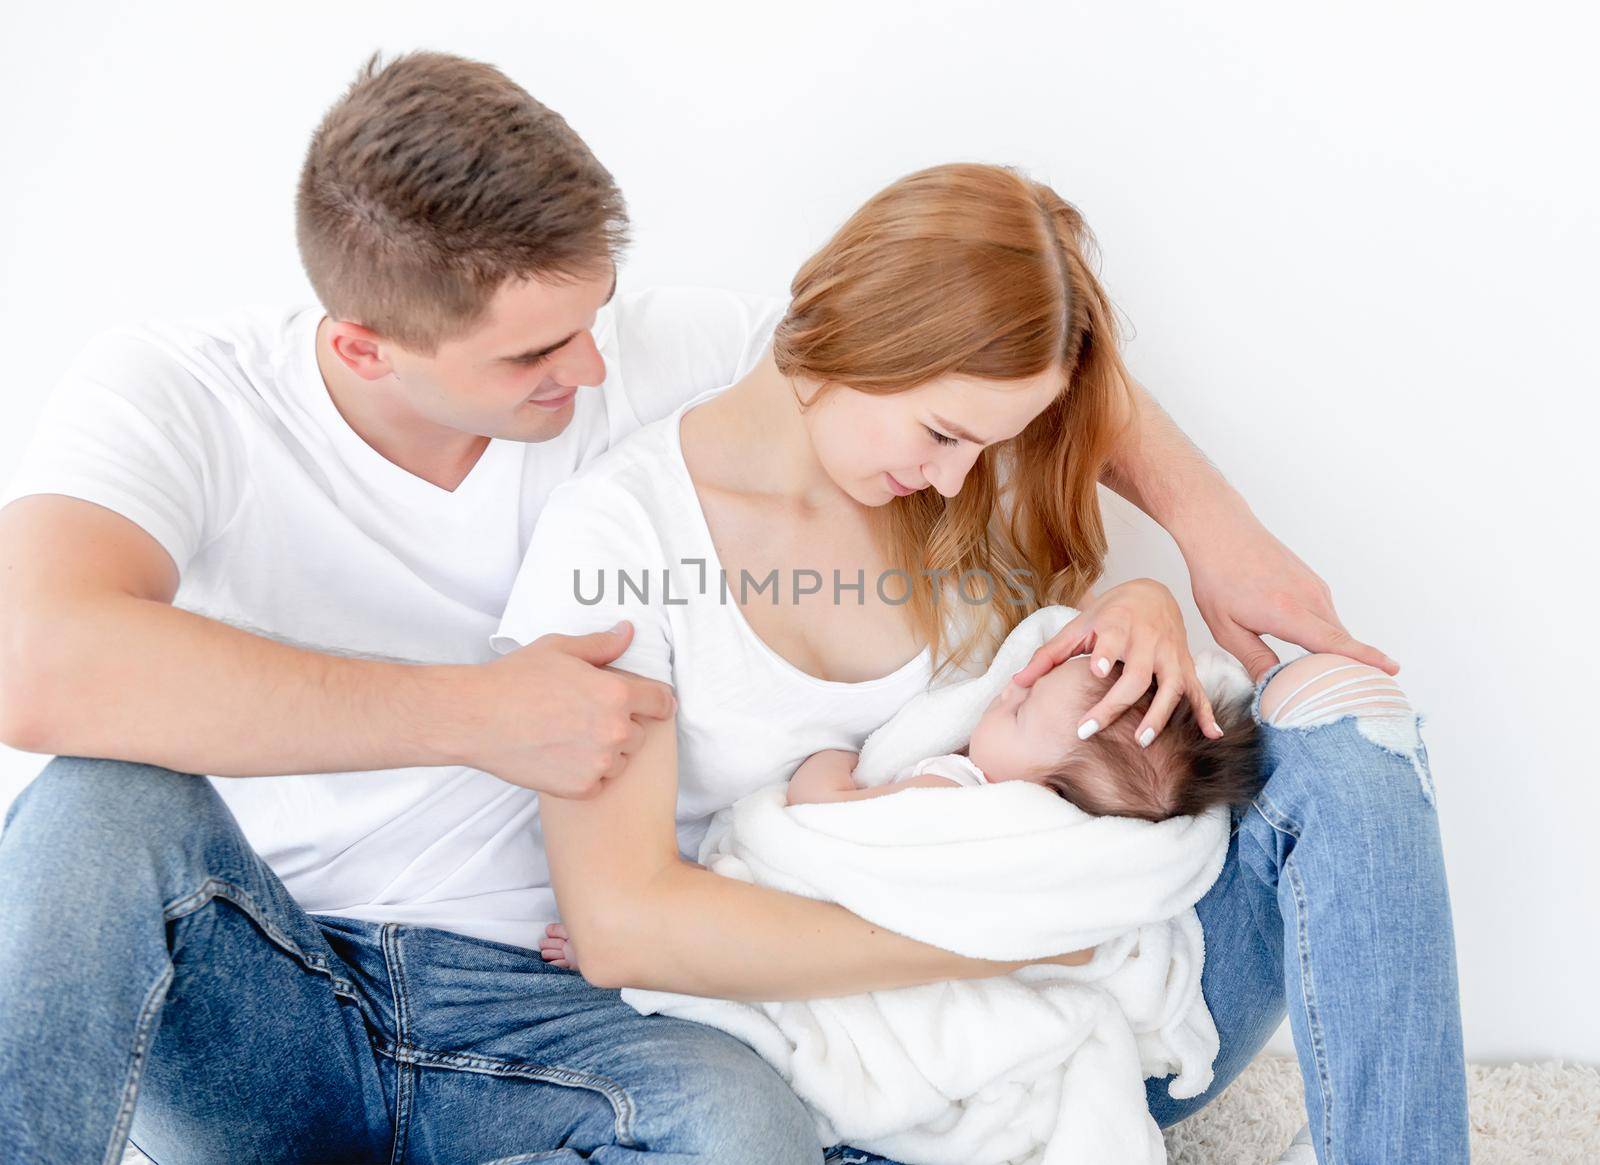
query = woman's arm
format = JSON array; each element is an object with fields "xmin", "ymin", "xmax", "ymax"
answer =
[
  {"xmin": 1100, "ymin": 378, "xmax": 1396, "ymax": 681},
  {"xmin": 542, "ymin": 716, "xmax": 1092, "ymax": 1001}
]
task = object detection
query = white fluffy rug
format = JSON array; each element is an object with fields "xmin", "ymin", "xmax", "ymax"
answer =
[
  {"xmin": 1164, "ymin": 1055, "xmax": 1600, "ymax": 1164},
  {"xmin": 120, "ymin": 1054, "xmax": 1600, "ymax": 1163}
]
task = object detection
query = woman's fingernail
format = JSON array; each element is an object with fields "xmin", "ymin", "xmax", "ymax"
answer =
[
  {"xmin": 1077, "ymin": 719, "xmax": 1100, "ymax": 740},
  {"xmin": 1096, "ymin": 657, "xmax": 1111, "ymax": 676},
  {"xmin": 1137, "ymin": 727, "xmax": 1155, "ymax": 748},
  {"xmin": 1211, "ymin": 721, "xmax": 1224, "ymax": 737}
]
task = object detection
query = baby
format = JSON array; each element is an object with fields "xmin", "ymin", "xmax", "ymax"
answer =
[
  {"xmin": 785, "ymin": 653, "xmax": 1264, "ymax": 822},
  {"xmin": 543, "ymin": 654, "xmax": 1262, "ymax": 968}
]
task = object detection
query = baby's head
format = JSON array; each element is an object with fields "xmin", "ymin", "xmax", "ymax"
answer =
[{"xmin": 966, "ymin": 655, "xmax": 1263, "ymax": 822}]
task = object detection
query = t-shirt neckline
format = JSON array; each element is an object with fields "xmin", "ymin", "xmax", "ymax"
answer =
[
  {"xmin": 666, "ymin": 385, "xmax": 933, "ymax": 692},
  {"xmin": 291, "ymin": 308, "xmax": 519, "ymax": 506}
]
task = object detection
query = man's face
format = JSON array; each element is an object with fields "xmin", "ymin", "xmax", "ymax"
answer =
[{"xmin": 382, "ymin": 264, "xmax": 617, "ymax": 443}]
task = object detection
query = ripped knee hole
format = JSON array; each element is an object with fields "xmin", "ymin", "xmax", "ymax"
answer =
[{"xmin": 1261, "ymin": 654, "xmax": 1413, "ymax": 729}]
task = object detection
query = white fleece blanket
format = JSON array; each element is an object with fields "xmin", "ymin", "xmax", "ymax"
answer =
[{"xmin": 623, "ymin": 607, "xmax": 1252, "ymax": 1164}]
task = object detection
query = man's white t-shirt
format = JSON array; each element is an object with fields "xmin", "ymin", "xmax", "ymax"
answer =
[
  {"xmin": 493, "ymin": 385, "xmax": 936, "ymax": 900},
  {"xmin": 1, "ymin": 287, "xmax": 785, "ymax": 950}
]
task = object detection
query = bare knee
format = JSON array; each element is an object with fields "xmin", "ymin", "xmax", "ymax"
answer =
[{"xmin": 1260, "ymin": 653, "xmax": 1412, "ymax": 728}]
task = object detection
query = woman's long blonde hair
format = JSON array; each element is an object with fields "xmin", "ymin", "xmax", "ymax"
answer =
[{"xmin": 771, "ymin": 163, "xmax": 1136, "ymax": 678}]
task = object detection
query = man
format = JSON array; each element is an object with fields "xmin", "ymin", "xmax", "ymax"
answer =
[{"xmin": 0, "ymin": 51, "xmax": 1393, "ymax": 1163}]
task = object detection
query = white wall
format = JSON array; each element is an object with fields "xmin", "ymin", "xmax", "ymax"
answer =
[{"xmin": 2, "ymin": 0, "xmax": 1594, "ymax": 1064}]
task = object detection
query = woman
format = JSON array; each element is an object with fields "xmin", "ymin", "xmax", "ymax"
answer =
[{"xmin": 494, "ymin": 163, "xmax": 1468, "ymax": 1163}]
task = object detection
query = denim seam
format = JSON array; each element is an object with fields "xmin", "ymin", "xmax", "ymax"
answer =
[
  {"xmin": 1233, "ymin": 823, "xmax": 1286, "ymax": 959},
  {"xmin": 101, "ymin": 963, "xmax": 173, "ymax": 1165},
  {"xmin": 161, "ymin": 877, "xmax": 359, "ymax": 1000},
  {"xmin": 1255, "ymin": 775, "xmax": 1339, "ymax": 1160},
  {"xmin": 1283, "ymin": 851, "xmax": 1337, "ymax": 1160},
  {"xmin": 381, "ymin": 925, "xmax": 412, "ymax": 1045},
  {"xmin": 372, "ymin": 1039, "xmax": 640, "ymax": 1147},
  {"xmin": 382, "ymin": 925, "xmax": 414, "ymax": 1165}
]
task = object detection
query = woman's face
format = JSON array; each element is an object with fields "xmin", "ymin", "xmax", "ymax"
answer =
[{"xmin": 796, "ymin": 368, "xmax": 1063, "ymax": 506}]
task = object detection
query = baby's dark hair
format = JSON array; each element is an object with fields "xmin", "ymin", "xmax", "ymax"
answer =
[{"xmin": 1040, "ymin": 664, "xmax": 1264, "ymax": 822}]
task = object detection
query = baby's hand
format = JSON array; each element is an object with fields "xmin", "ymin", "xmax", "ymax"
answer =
[
  {"xmin": 786, "ymin": 748, "xmax": 862, "ymax": 805},
  {"xmin": 540, "ymin": 922, "xmax": 578, "ymax": 970}
]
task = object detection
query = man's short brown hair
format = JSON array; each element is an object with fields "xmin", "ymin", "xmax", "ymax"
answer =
[{"xmin": 296, "ymin": 51, "xmax": 629, "ymax": 352}]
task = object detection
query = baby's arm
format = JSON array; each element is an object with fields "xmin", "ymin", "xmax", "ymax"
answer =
[{"xmin": 785, "ymin": 748, "xmax": 962, "ymax": 805}]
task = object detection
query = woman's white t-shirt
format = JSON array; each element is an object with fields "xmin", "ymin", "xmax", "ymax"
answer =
[{"xmin": 494, "ymin": 386, "xmax": 936, "ymax": 889}]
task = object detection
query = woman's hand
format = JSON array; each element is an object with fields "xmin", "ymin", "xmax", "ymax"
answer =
[
  {"xmin": 1010, "ymin": 578, "xmax": 1220, "ymax": 744},
  {"xmin": 1180, "ymin": 503, "xmax": 1399, "ymax": 682},
  {"xmin": 1104, "ymin": 379, "xmax": 1396, "ymax": 683}
]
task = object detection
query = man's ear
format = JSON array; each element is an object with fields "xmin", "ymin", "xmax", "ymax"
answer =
[{"xmin": 325, "ymin": 319, "xmax": 398, "ymax": 382}]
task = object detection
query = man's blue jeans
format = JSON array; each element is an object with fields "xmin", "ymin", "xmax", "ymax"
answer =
[
  {"xmin": 0, "ymin": 760, "xmax": 822, "ymax": 1165},
  {"xmin": 0, "ymin": 657, "xmax": 1468, "ymax": 1164}
]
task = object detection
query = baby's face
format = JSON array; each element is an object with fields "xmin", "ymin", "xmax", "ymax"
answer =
[{"xmin": 968, "ymin": 654, "xmax": 1103, "ymax": 783}]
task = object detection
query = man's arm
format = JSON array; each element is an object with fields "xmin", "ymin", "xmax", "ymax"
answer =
[
  {"xmin": 1096, "ymin": 377, "xmax": 1398, "ymax": 681},
  {"xmin": 0, "ymin": 495, "xmax": 671, "ymax": 791}
]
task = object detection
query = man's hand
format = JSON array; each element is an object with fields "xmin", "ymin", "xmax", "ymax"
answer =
[
  {"xmin": 454, "ymin": 622, "xmax": 676, "ymax": 799},
  {"xmin": 1180, "ymin": 502, "xmax": 1399, "ymax": 683}
]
